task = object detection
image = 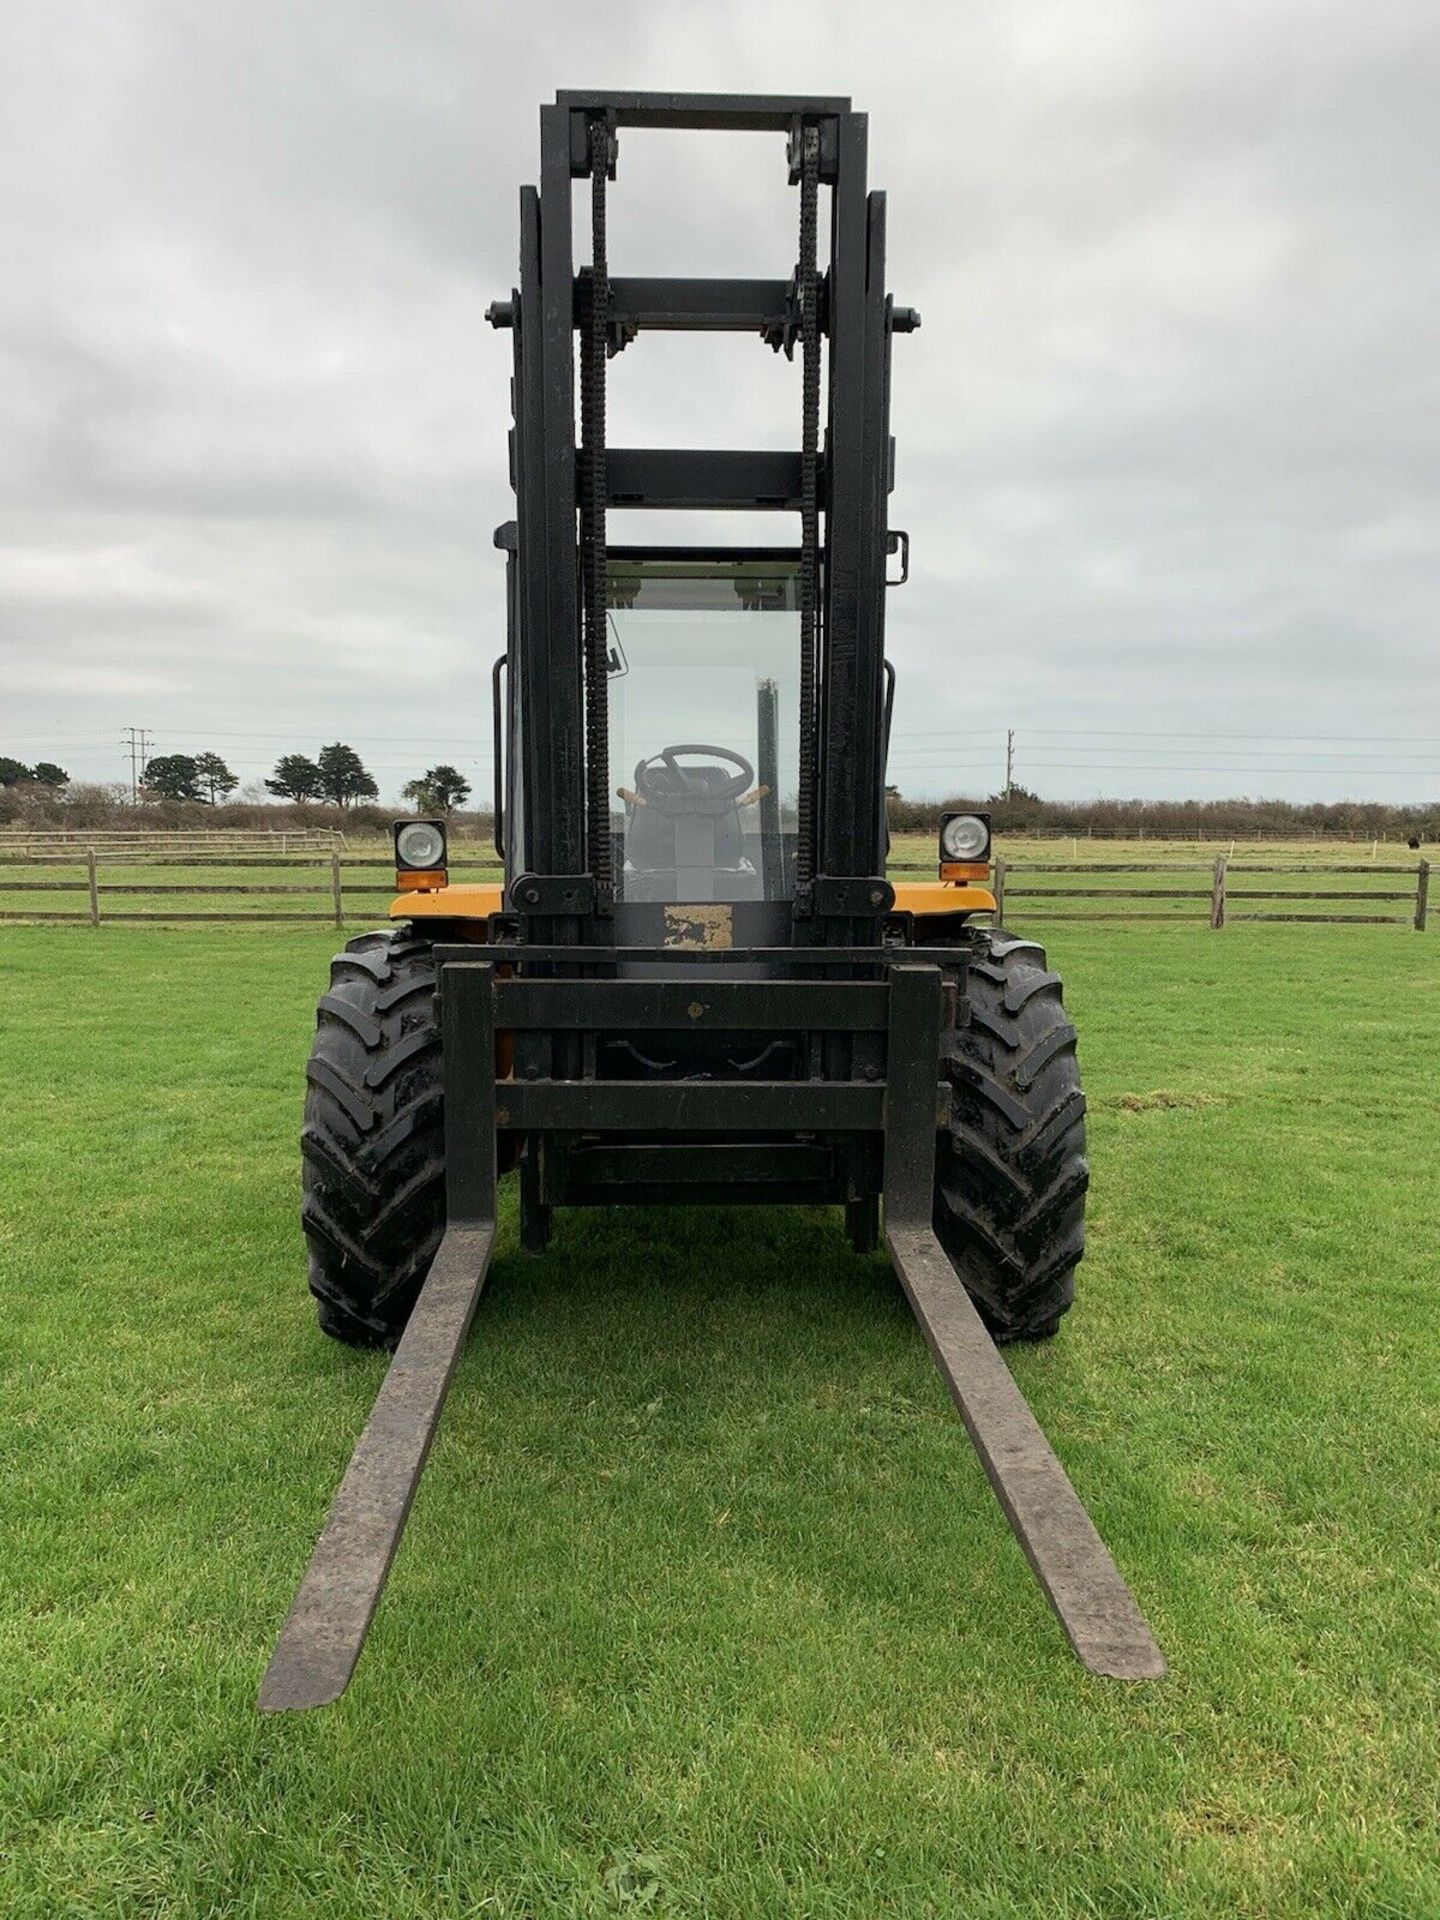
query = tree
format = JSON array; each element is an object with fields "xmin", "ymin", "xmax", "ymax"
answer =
[
  {"xmin": 194, "ymin": 751, "xmax": 238, "ymax": 804},
  {"xmin": 265, "ymin": 753, "xmax": 325, "ymax": 802},
  {"xmin": 30, "ymin": 762, "xmax": 69, "ymax": 787},
  {"xmin": 142, "ymin": 753, "xmax": 202, "ymax": 802},
  {"xmin": 0, "ymin": 757, "xmax": 32, "ymax": 785},
  {"xmin": 402, "ymin": 763, "xmax": 472, "ymax": 812},
  {"xmin": 317, "ymin": 742, "xmax": 378, "ymax": 809}
]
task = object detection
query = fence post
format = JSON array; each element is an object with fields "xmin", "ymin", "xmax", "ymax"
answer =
[
  {"xmin": 87, "ymin": 847, "xmax": 100, "ymax": 928},
  {"xmin": 1416, "ymin": 859, "xmax": 1430, "ymax": 932},
  {"xmin": 331, "ymin": 849, "xmax": 344, "ymax": 928},
  {"xmin": 1210, "ymin": 854, "xmax": 1227, "ymax": 930},
  {"xmin": 992, "ymin": 854, "xmax": 1006, "ymax": 923}
]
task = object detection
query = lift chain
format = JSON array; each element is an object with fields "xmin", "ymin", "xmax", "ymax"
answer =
[
  {"xmin": 581, "ymin": 116, "xmax": 614, "ymax": 902},
  {"xmin": 796, "ymin": 124, "xmax": 821, "ymax": 888}
]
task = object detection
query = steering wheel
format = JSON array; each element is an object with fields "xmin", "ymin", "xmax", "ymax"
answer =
[{"xmin": 634, "ymin": 743, "xmax": 754, "ymax": 816}]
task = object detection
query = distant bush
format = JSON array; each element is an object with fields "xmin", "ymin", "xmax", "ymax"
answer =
[
  {"xmin": 0, "ymin": 777, "xmax": 1428, "ymax": 844},
  {"xmin": 887, "ymin": 789, "xmax": 1438, "ymax": 840},
  {"xmin": 0, "ymin": 784, "xmax": 500, "ymax": 840}
]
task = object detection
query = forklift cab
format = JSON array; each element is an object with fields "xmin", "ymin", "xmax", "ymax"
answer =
[{"xmin": 606, "ymin": 552, "xmax": 796, "ymax": 903}]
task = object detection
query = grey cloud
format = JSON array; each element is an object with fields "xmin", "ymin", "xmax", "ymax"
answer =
[{"xmin": 1, "ymin": 0, "xmax": 1437, "ymax": 801}]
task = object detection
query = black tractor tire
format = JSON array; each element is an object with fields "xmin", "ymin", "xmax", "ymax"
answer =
[
  {"xmin": 300, "ymin": 930, "xmax": 444, "ymax": 1348},
  {"xmin": 934, "ymin": 930, "xmax": 1088, "ymax": 1342}
]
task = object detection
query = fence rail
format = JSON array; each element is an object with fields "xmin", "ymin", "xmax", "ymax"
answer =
[
  {"xmin": 0, "ymin": 848, "xmax": 500, "ymax": 926},
  {"xmin": 941, "ymin": 826, "xmax": 1430, "ymax": 844},
  {"xmin": 990, "ymin": 855, "xmax": 1429, "ymax": 930},
  {"xmin": 0, "ymin": 849, "xmax": 1428, "ymax": 931},
  {"xmin": 0, "ymin": 826, "xmax": 344, "ymax": 855}
]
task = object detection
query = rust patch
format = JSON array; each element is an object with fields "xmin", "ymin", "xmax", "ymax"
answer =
[{"xmin": 662, "ymin": 904, "xmax": 733, "ymax": 950}]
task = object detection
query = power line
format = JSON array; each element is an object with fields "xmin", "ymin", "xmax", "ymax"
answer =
[
  {"xmin": 35, "ymin": 725, "xmax": 499, "ymax": 748},
  {"xmin": 889, "ymin": 761, "xmax": 1440, "ymax": 777},
  {"xmin": 120, "ymin": 726, "xmax": 152, "ymax": 805},
  {"xmin": 147, "ymin": 725, "xmax": 495, "ymax": 746},
  {"xmin": 998, "ymin": 756, "xmax": 1436, "ymax": 771},
  {"xmin": 43, "ymin": 719, "xmax": 1440, "ymax": 747},
  {"xmin": 1021, "ymin": 727, "xmax": 1440, "ymax": 743},
  {"xmin": 888, "ymin": 726, "xmax": 1440, "ymax": 743},
  {"xmin": 890, "ymin": 755, "xmax": 1405, "ymax": 769},
  {"xmin": 960, "ymin": 741, "xmax": 1440, "ymax": 756},
  {"xmin": 889, "ymin": 754, "xmax": 1439, "ymax": 772}
]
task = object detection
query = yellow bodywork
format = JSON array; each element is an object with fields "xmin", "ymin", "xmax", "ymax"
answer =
[
  {"xmin": 394, "ymin": 882, "xmax": 505, "ymax": 920},
  {"xmin": 391, "ymin": 879, "xmax": 994, "ymax": 921},
  {"xmin": 890, "ymin": 880, "xmax": 995, "ymax": 918}
]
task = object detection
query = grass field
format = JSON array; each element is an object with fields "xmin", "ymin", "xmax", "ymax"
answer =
[{"xmin": 3, "ymin": 920, "xmax": 1438, "ymax": 1917}]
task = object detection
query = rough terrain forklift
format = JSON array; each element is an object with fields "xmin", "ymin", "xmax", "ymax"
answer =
[{"xmin": 260, "ymin": 92, "xmax": 1164, "ymax": 1710}]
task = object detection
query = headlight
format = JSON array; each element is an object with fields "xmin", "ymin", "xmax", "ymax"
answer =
[
  {"xmin": 394, "ymin": 819, "xmax": 447, "ymax": 870},
  {"xmin": 939, "ymin": 812, "xmax": 990, "ymax": 862}
]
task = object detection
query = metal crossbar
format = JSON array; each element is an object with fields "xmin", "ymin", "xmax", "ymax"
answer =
[
  {"xmin": 496, "ymin": 1080, "xmax": 887, "ymax": 1131},
  {"xmin": 492, "ymin": 978, "xmax": 892, "ymax": 1030}
]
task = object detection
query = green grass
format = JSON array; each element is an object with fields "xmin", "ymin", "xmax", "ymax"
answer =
[{"xmin": 2, "ymin": 923, "xmax": 1438, "ymax": 1918}]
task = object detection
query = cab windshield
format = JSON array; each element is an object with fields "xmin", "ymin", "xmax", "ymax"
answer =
[{"xmin": 606, "ymin": 553, "xmax": 800, "ymax": 903}]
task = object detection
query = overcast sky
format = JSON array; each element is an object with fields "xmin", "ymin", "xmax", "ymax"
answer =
[{"xmin": 3, "ymin": 0, "xmax": 1438, "ymax": 803}]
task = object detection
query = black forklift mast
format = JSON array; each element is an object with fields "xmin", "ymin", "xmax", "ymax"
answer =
[{"xmin": 488, "ymin": 92, "xmax": 912, "ymax": 942}]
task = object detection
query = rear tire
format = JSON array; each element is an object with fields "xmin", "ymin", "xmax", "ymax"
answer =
[
  {"xmin": 934, "ymin": 930, "xmax": 1088, "ymax": 1342},
  {"xmin": 300, "ymin": 930, "xmax": 444, "ymax": 1348}
]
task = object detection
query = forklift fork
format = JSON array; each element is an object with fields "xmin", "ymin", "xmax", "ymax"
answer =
[
  {"xmin": 259, "ymin": 965, "xmax": 498, "ymax": 1712},
  {"xmin": 260, "ymin": 961, "xmax": 1162, "ymax": 1711}
]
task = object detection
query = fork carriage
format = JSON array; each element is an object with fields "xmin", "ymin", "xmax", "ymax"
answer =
[{"xmin": 264, "ymin": 938, "xmax": 1163, "ymax": 1710}]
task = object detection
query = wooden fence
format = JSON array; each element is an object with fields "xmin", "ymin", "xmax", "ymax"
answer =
[
  {"xmin": 0, "ymin": 849, "xmax": 1429, "ymax": 930},
  {"xmin": 0, "ymin": 826, "xmax": 343, "ymax": 856},
  {"xmin": 990, "ymin": 856, "xmax": 1430, "ymax": 930},
  {"xmin": 0, "ymin": 850, "xmax": 414, "ymax": 926},
  {"xmin": 967, "ymin": 826, "xmax": 1426, "ymax": 844}
]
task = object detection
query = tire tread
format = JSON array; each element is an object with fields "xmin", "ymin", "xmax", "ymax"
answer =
[
  {"xmin": 934, "ymin": 928, "xmax": 1088, "ymax": 1341},
  {"xmin": 301, "ymin": 930, "xmax": 445, "ymax": 1348}
]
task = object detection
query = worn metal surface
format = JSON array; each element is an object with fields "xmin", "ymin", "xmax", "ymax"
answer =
[
  {"xmin": 496, "ymin": 1078, "xmax": 888, "ymax": 1132},
  {"xmin": 603, "ymin": 448, "xmax": 813, "ymax": 511},
  {"xmin": 259, "ymin": 964, "xmax": 498, "ymax": 1712},
  {"xmin": 555, "ymin": 91, "xmax": 851, "ymax": 133},
  {"xmin": 817, "ymin": 109, "xmax": 890, "ymax": 912},
  {"xmin": 579, "ymin": 112, "xmax": 613, "ymax": 901},
  {"xmin": 882, "ymin": 965, "xmax": 1164, "ymax": 1680},
  {"xmin": 435, "ymin": 942, "xmax": 973, "ymax": 968},
  {"xmin": 795, "ymin": 119, "xmax": 820, "ymax": 888},
  {"xmin": 493, "ymin": 977, "xmax": 892, "ymax": 1030},
  {"xmin": 604, "ymin": 277, "xmax": 794, "ymax": 332},
  {"xmin": 662, "ymin": 902, "xmax": 733, "ymax": 949},
  {"xmin": 256, "ymin": 1222, "xmax": 496, "ymax": 1712},
  {"xmin": 881, "ymin": 966, "xmax": 947, "ymax": 1221},
  {"xmin": 886, "ymin": 1227, "xmax": 1166, "ymax": 1680},
  {"xmin": 513, "ymin": 131, "xmax": 582, "ymax": 893}
]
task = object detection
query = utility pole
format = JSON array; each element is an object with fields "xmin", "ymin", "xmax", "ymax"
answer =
[
  {"xmin": 1005, "ymin": 728, "xmax": 1015, "ymax": 802},
  {"xmin": 121, "ymin": 727, "xmax": 153, "ymax": 805}
]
